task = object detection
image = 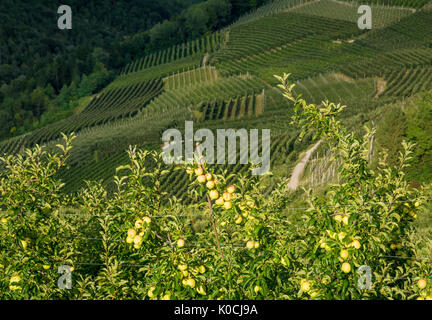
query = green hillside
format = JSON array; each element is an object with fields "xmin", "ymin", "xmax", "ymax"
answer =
[{"xmin": 1, "ymin": 0, "xmax": 432, "ymax": 198}]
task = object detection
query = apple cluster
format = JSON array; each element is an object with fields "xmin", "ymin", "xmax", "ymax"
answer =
[
  {"xmin": 189, "ymin": 166, "xmax": 236, "ymax": 210},
  {"xmin": 126, "ymin": 216, "xmax": 152, "ymax": 249}
]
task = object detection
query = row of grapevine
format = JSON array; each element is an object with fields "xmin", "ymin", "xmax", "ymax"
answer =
[
  {"xmin": 53, "ymin": 88, "xmax": 293, "ymax": 196},
  {"xmin": 163, "ymin": 66, "xmax": 220, "ymax": 90},
  {"xmin": 212, "ymin": 12, "xmax": 361, "ymax": 64},
  {"xmin": 0, "ymin": 79, "xmax": 164, "ymax": 154},
  {"xmin": 359, "ymin": 10, "xmax": 432, "ymax": 50},
  {"xmin": 344, "ymin": 0, "xmax": 430, "ymax": 9},
  {"xmin": 109, "ymin": 54, "xmax": 204, "ymax": 89},
  {"xmin": 143, "ymin": 75, "xmax": 267, "ymax": 114},
  {"xmin": 0, "ymin": 133, "xmax": 30, "ymax": 159},
  {"xmin": 58, "ymin": 108, "xmax": 276, "ymax": 196},
  {"xmin": 48, "ymin": 75, "xmax": 268, "ymax": 193},
  {"xmin": 215, "ymin": 36, "xmax": 376, "ymax": 82},
  {"xmin": 225, "ymin": 0, "xmax": 317, "ymax": 29},
  {"xmin": 292, "ymin": 73, "xmax": 376, "ymax": 104},
  {"xmin": 339, "ymin": 47, "xmax": 432, "ymax": 79},
  {"xmin": 41, "ymin": 80, "xmax": 315, "ymax": 196},
  {"xmin": 59, "ymin": 151, "xmax": 130, "ymax": 194},
  {"xmin": 381, "ymin": 66, "xmax": 432, "ymax": 97},
  {"xmin": 290, "ymin": 0, "xmax": 413, "ymax": 28},
  {"xmin": 58, "ymin": 78, "xmax": 277, "ymax": 173},
  {"xmin": 120, "ymin": 32, "xmax": 226, "ymax": 75},
  {"xmin": 55, "ymin": 106, "xmax": 190, "ymax": 193},
  {"xmin": 195, "ymin": 91, "xmax": 265, "ymax": 121}
]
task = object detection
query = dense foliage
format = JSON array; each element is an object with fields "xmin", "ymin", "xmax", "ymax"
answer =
[
  {"xmin": 375, "ymin": 90, "xmax": 432, "ymax": 184},
  {"xmin": 1, "ymin": 75, "xmax": 430, "ymax": 299}
]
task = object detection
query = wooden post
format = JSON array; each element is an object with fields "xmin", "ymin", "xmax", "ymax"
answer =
[{"xmin": 368, "ymin": 134, "xmax": 375, "ymax": 164}]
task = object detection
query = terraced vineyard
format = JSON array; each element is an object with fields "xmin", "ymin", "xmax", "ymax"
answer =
[
  {"xmin": 345, "ymin": 0, "xmax": 430, "ymax": 9},
  {"xmin": 381, "ymin": 66, "xmax": 432, "ymax": 98},
  {"xmin": 225, "ymin": 0, "xmax": 317, "ymax": 28},
  {"xmin": 194, "ymin": 91, "xmax": 265, "ymax": 121},
  {"xmin": 0, "ymin": 79, "xmax": 164, "ymax": 153},
  {"xmin": 292, "ymin": 73, "xmax": 376, "ymax": 104},
  {"xmin": 339, "ymin": 47, "xmax": 432, "ymax": 78},
  {"xmin": 144, "ymin": 75, "xmax": 267, "ymax": 112},
  {"xmin": 109, "ymin": 54, "xmax": 205, "ymax": 88},
  {"xmin": 213, "ymin": 12, "xmax": 362, "ymax": 64},
  {"xmin": 1, "ymin": 0, "xmax": 432, "ymax": 198},
  {"xmin": 120, "ymin": 32, "xmax": 226, "ymax": 75},
  {"xmin": 163, "ymin": 66, "xmax": 220, "ymax": 89},
  {"xmin": 290, "ymin": 0, "xmax": 413, "ymax": 28},
  {"xmin": 359, "ymin": 10, "xmax": 432, "ymax": 50}
]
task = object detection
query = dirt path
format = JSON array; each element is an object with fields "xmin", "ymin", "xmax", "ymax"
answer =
[
  {"xmin": 330, "ymin": 0, "xmax": 354, "ymax": 7},
  {"xmin": 202, "ymin": 53, "xmax": 209, "ymax": 66},
  {"xmin": 286, "ymin": 140, "xmax": 322, "ymax": 191},
  {"xmin": 330, "ymin": 72, "xmax": 356, "ymax": 83},
  {"xmin": 375, "ymin": 77, "xmax": 387, "ymax": 98}
]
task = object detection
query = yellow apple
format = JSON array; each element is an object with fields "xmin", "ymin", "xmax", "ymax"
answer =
[
  {"xmin": 215, "ymin": 197, "xmax": 224, "ymax": 206},
  {"xmin": 133, "ymin": 235, "xmax": 143, "ymax": 245},
  {"xmin": 418, "ymin": 279, "xmax": 427, "ymax": 289},
  {"xmin": 148, "ymin": 286, "xmax": 156, "ymax": 298},
  {"xmin": 300, "ymin": 279, "xmax": 310, "ymax": 292},
  {"xmin": 227, "ymin": 185, "xmax": 236, "ymax": 193},
  {"xmin": 206, "ymin": 180, "xmax": 215, "ymax": 189},
  {"xmin": 246, "ymin": 241, "xmax": 255, "ymax": 249},
  {"xmin": 128, "ymin": 228, "xmax": 137, "ymax": 238},
  {"xmin": 185, "ymin": 278, "xmax": 196, "ymax": 288},
  {"xmin": 223, "ymin": 192, "xmax": 232, "ymax": 201},
  {"xmin": 351, "ymin": 240, "xmax": 361, "ymax": 249},
  {"xmin": 334, "ymin": 215, "xmax": 342, "ymax": 222},
  {"xmin": 340, "ymin": 249, "xmax": 349, "ymax": 260},
  {"xmin": 178, "ymin": 264, "xmax": 188, "ymax": 271},
  {"xmin": 341, "ymin": 262, "xmax": 351, "ymax": 273},
  {"xmin": 209, "ymin": 190, "xmax": 219, "ymax": 200},
  {"xmin": 342, "ymin": 216, "xmax": 349, "ymax": 225},
  {"xmin": 177, "ymin": 239, "xmax": 185, "ymax": 248},
  {"xmin": 223, "ymin": 201, "xmax": 232, "ymax": 210}
]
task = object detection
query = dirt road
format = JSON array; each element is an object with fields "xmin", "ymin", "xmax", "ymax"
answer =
[{"xmin": 286, "ymin": 140, "xmax": 322, "ymax": 191}]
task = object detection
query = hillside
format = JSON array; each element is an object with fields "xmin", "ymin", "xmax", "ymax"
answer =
[
  {"xmin": 1, "ymin": 0, "xmax": 432, "ymax": 198},
  {"xmin": 2, "ymin": 0, "xmax": 432, "ymax": 303},
  {"xmin": 0, "ymin": 0, "xmax": 268, "ymax": 140}
]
